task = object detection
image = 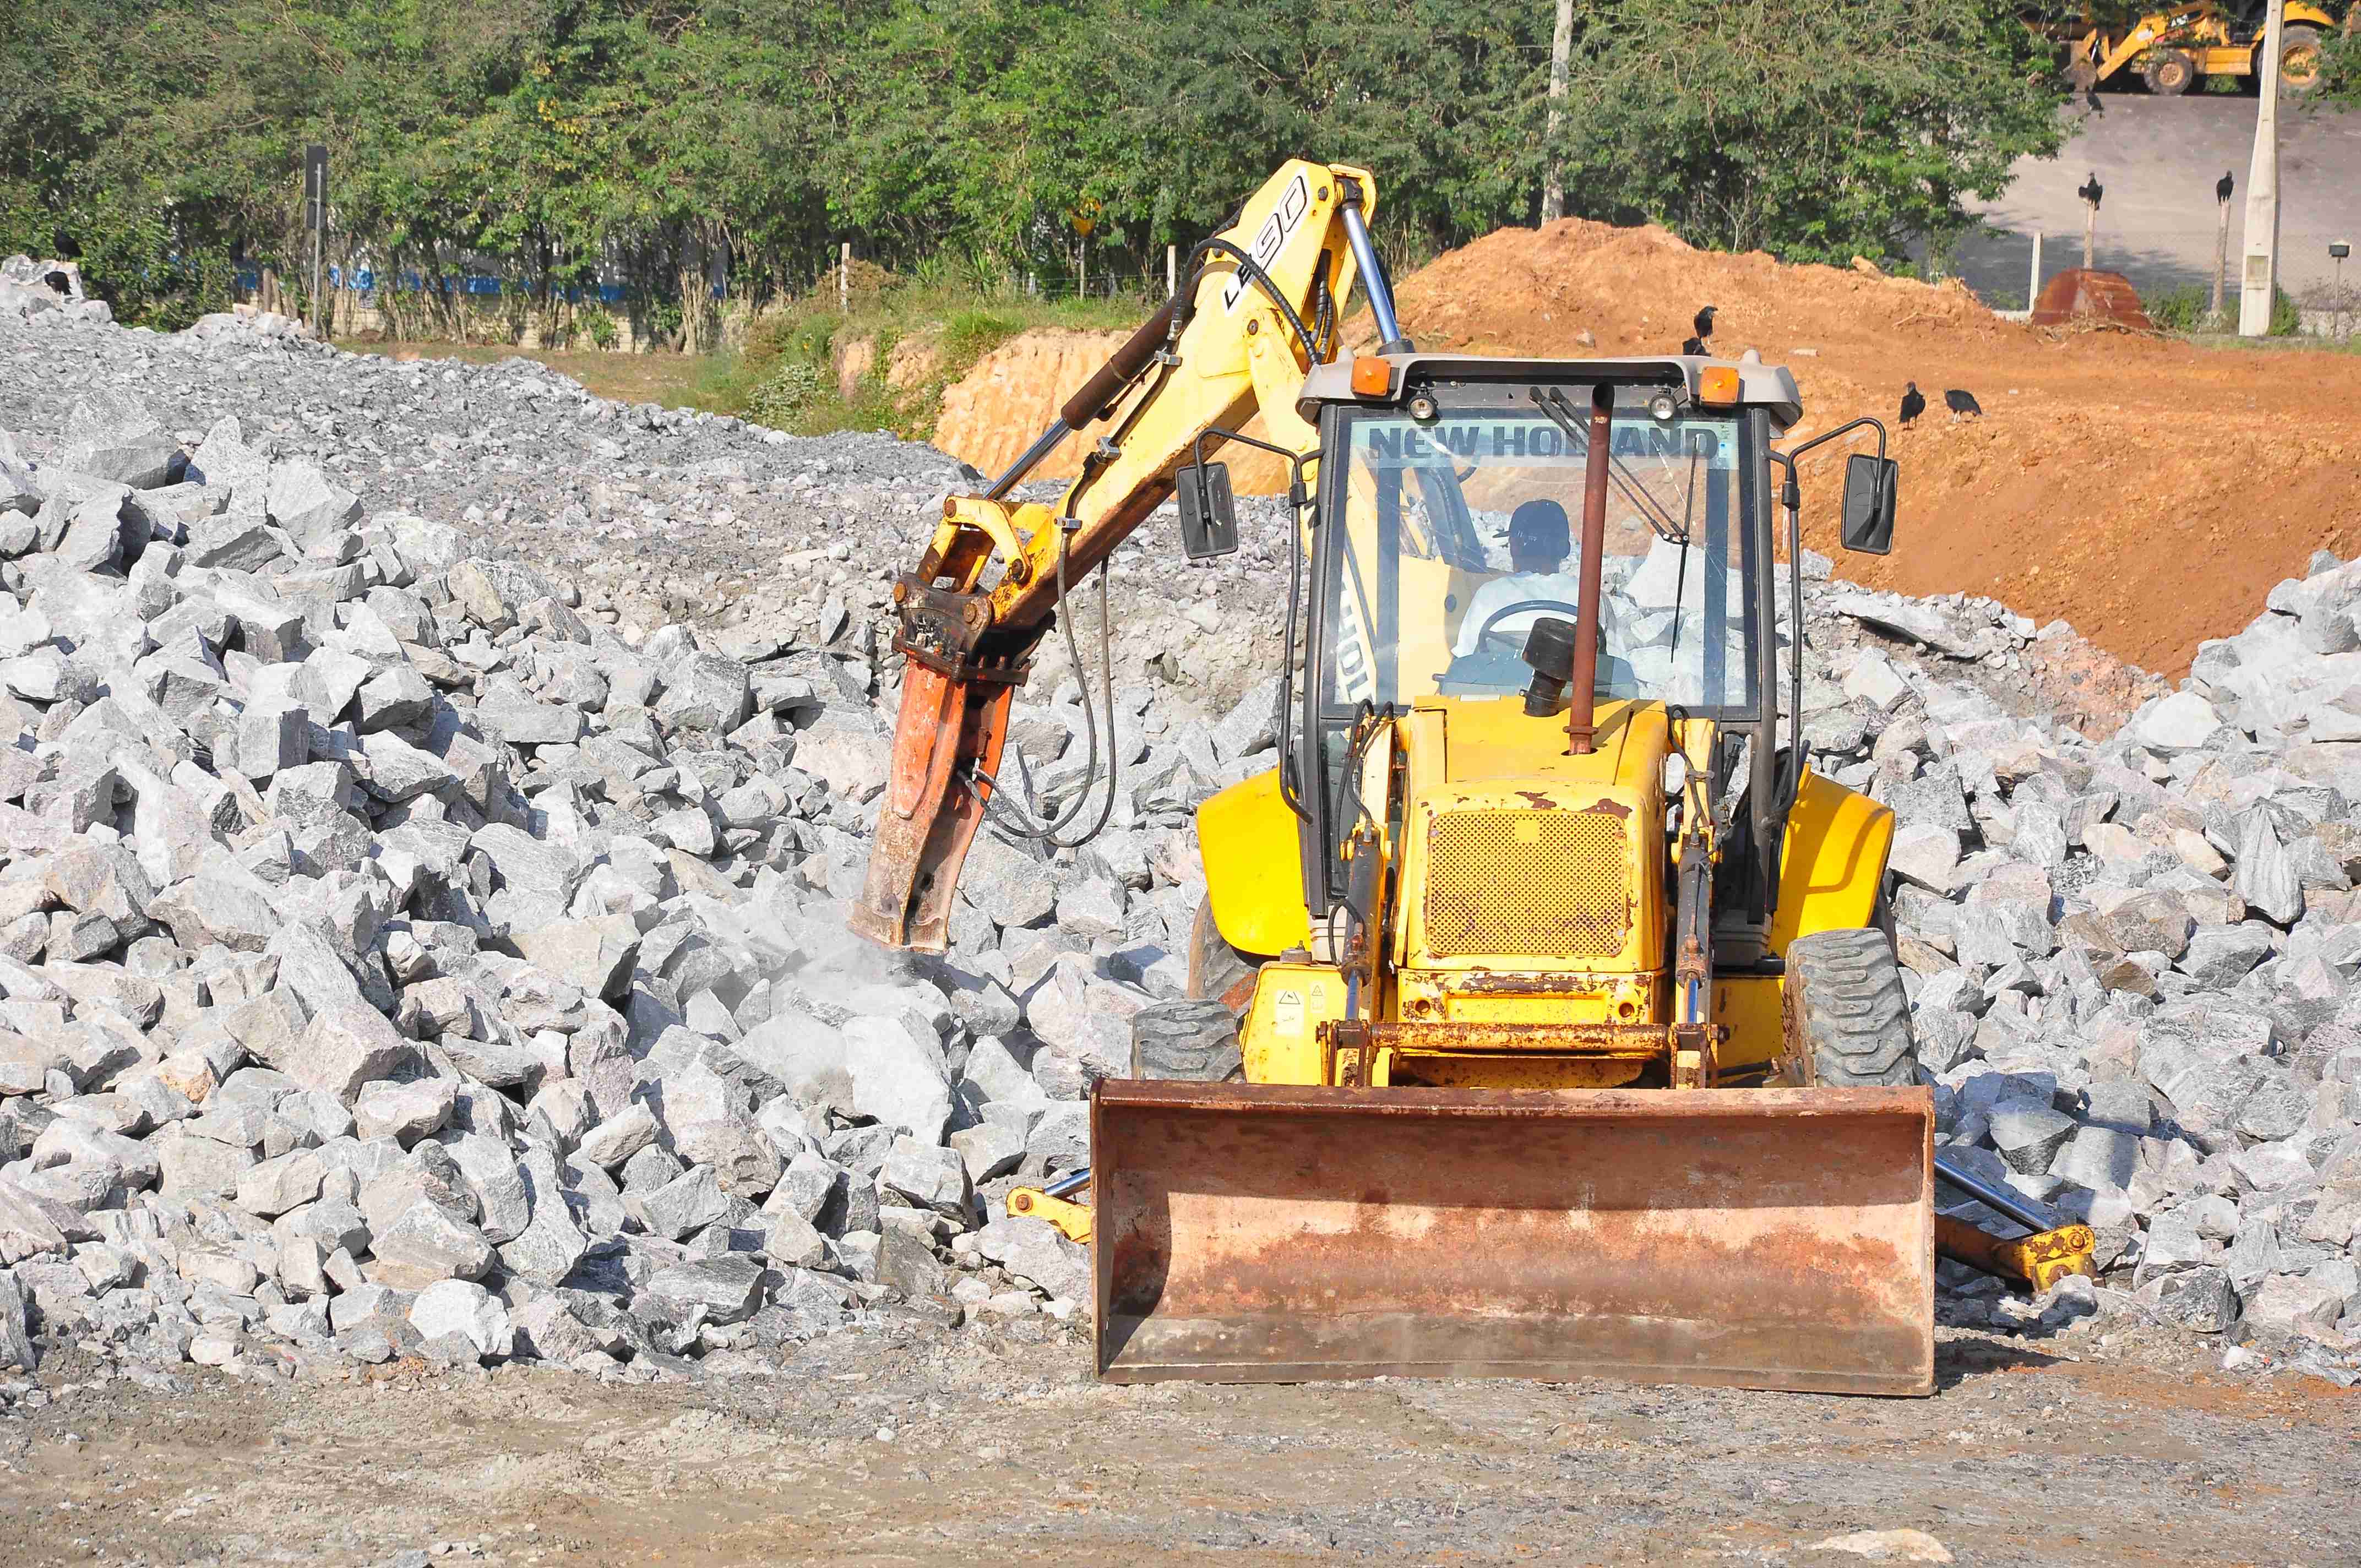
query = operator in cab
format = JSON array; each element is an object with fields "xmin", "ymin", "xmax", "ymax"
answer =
[{"xmin": 1452, "ymin": 498, "xmax": 1585, "ymax": 656}]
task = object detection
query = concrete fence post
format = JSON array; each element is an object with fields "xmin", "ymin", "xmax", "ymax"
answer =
[{"xmin": 2213, "ymin": 203, "xmax": 2232, "ymax": 323}]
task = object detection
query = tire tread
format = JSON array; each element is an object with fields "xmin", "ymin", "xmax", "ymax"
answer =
[
  {"xmin": 1785, "ymin": 928, "xmax": 1918, "ymax": 1087},
  {"xmin": 1130, "ymin": 998, "xmax": 1245, "ymax": 1081}
]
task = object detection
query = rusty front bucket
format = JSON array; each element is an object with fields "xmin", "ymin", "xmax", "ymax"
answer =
[{"xmin": 1092, "ymin": 1081, "xmax": 1935, "ymax": 1396}]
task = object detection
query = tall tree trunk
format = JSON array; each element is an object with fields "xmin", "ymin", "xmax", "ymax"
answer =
[
  {"xmin": 674, "ymin": 225, "xmax": 705, "ymax": 353},
  {"xmin": 1541, "ymin": 0, "xmax": 1574, "ymax": 222}
]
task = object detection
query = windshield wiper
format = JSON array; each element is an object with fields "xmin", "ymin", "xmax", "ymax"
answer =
[
  {"xmin": 1668, "ymin": 444, "xmax": 1704, "ymax": 662},
  {"xmin": 1529, "ymin": 387, "xmax": 1689, "ymax": 546}
]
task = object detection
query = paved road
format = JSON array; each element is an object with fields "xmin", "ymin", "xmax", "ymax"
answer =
[{"xmin": 1952, "ymin": 94, "xmax": 2361, "ymax": 309}]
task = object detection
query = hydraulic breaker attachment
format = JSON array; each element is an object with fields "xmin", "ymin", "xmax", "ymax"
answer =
[
  {"xmin": 1090, "ymin": 1081, "xmax": 1936, "ymax": 1395},
  {"xmin": 850, "ymin": 657, "xmax": 1013, "ymax": 954}
]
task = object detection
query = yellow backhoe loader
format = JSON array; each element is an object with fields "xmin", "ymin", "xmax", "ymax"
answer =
[
  {"xmin": 2053, "ymin": 2, "xmax": 2342, "ymax": 95},
  {"xmin": 852, "ymin": 162, "xmax": 2089, "ymax": 1396}
]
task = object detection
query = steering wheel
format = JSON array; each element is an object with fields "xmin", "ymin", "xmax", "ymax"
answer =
[{"xmin": 1474, "ymin": 598, "xmax": 1585, "ymax": 649}]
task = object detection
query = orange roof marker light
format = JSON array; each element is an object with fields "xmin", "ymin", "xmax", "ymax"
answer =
[
  {"xmin": 1351, "ymin": 356, "xmax": 1395, "ymax": 398},
  {"xmin": 1696, "ymin": 366, "xmax": 1740, "ymax": 406}
]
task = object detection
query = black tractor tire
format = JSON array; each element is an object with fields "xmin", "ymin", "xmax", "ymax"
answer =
[
  {"xmin": 1184, "ymin": 894, "xmax": 1263, "ymax": 1015},
  {"xmin": 1130, "ymin": 998, "xmax": 1245, "ymax": 1082},
  {"xmin": 2142, "ymin": 49, "xmax": 2197, "ymax": 95},
  {"xmin": 1782, "ymin": 928, "xmax": 1918, "ymax": 1088}
]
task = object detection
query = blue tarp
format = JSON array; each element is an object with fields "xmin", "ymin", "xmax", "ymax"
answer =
[{"xmin": 236, "ymin": 269, "xmax": 675, "ymax": 304}]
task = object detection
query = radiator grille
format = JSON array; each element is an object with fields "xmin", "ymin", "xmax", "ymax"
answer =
[{"xmin": 1421, "ymin": 808, "xmax": 1631, "ymax": 959}]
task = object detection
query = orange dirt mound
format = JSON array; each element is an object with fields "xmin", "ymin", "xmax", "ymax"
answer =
[
  {"xmin": 1366, "ymin": 219, "xmax": 2361, "ymax": 677},
  {"xmin": 1385, "ymin": 220, "xmax": 2009, "ymax": 360},
  {"xmin": 935, "ymin": 328, "xmax": 1293, "ymax": 492},
  {"xmin": 937, "ymin": 219, "xmax": 2361, "ymax": 675}
]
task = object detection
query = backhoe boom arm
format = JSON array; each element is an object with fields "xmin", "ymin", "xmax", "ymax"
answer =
[{"xmin": 855, "ymin": 161, "xmax": 1385, "ymax": 951}]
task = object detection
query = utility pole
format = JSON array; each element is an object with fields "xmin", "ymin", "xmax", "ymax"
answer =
[
  {"xmin": 839, "ymin": 242, "xmax": 850, "ymax": 315},
  {"xmin": 304, "ymin": 144, "xmax": 328, "ymax": 339},
  {"xmin": 1167, "ymin": 243, "xmax": 1177, "ymax": 300},
  {"xmin": 2082, "ymin": 193, "xmax": 2097, "ymax": 272},
  {"xmin": 2239, "ymin": 0, "xmax": 2285, "ymax": 336},
  {"xmin": 1539, "ymin": 0, "xmax": 1574, "ymax": 222},
  {"xmin": 2028, "ymin": 231, "xmax": 2042, "ymax": 311}
]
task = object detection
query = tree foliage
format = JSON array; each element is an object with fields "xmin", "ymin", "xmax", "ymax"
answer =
[
  {"xmin": 1557, "ymin": 0, "xmax": 2064, "ymax": 264},
  {"xmin": 2320, "ymin": 19, "xmax": 2361, "ymax": 110},
  {"xmin": 0, "ymin": 0, "xmax": 2071, "ymax": 331}
]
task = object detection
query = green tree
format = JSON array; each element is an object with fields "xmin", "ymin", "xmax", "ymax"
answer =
[
  {"xmin": 1101, "ymin": 0, "xmax": 1541, "ymax": 269},
  {"xmin": 1553, "ymin": 0, "xmax": 2066, "ymax": 266},
  {"xmin": 0, "ymin": 0, "xmax": 2082, "ymax": 331}
]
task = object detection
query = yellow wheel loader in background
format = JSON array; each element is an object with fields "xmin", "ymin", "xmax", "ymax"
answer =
[{"xmin": 853, "ymin": 162, "xmax": 2089, "ymax": 1397}]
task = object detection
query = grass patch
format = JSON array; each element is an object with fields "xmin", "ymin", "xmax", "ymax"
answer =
[
  {"xmin": 2170, "ymin": 330, "xmax": 2361, "ymax": 355},
  {"xmin": 334, "ymin": 281, "xmax": 1157, "ymax": 434},
  {"xmin": 709, "ymin": 280, "xmax": 1154, "ymax": 439}
]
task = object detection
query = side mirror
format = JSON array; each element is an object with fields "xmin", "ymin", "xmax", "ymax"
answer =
[
  {"xmin": 1175, "ymin": 461, "xmax": 1239, "ymax": 559},
  {"xmin": 1840, "ymin": 454, "xmax": 1897, "ymax": 555}
]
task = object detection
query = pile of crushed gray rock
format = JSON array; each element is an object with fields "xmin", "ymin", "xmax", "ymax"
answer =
[
  {"xmin": 0, "ymin": 282, "xmax": 2351, "ymax": 1395},
  {"xmin": 0, "ymin": 390, "xmax": 1139, "ymax": 1385},
  {"xmin": 0, "ymin": 257, "xmax": 110, "ymax": 329},
  {"xmin": 1800, "ymin": 563, "xmax": 2360, "ymax": 1379}
]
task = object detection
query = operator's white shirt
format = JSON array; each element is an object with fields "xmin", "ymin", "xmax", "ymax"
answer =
[{"xmin": 1454, "ymin": 569, "xmax": 1587, "ymax": 656}]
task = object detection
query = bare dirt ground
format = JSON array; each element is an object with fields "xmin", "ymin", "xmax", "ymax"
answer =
[
  {"xmin": 937, "ymin": 220, "xmax": 2361, "ymax": 679},
  {"xmin": 3, "ymin": 1317, "xmax": 2353, "ymax": 1568}
]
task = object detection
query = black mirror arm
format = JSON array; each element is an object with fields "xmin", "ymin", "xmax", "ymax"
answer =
[
  {"xmin": 1784, "ymin": 414, "xmax": 1890, "ymax": 470},
  {"xmin": 1184, "ymin": 427, "xmax": 1325, "ymax": 824},
  {"xmin": 1187, "ymin": 427, "xmax": 1320, "ymax": 511},
  {"xmin": 1764, "ymin": 412, "xmax": 1890, "ymax": 812}
]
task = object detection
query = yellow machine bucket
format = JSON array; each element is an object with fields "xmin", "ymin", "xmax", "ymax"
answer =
[{"xmin": 1091, "ymin": 1081, "xmax": 1936, "ymax": 1396}]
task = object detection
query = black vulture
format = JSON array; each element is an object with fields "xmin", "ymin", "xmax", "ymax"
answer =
[
  {"xmin": 2217, "ymin": 170, "xmax": 2235, "ymax": 205},
  {"xmin": 2077, "ymin": 172, "xmax": 2104, "ymax": 210},
  {"xmin": 1898, "ymin": 383, "xmax": 1925, "ymax": 428},
  {"xmin": 1692, "ymin": 304, "xmax": 1717, "ymax": 341},
  {"xmin": 1680, "ymin": 335, "xmax": 1706, "ymax": 356},
  {"xmin": 1944, "ymin": 388, "xmax": 1983, "ymax": 421},
  {"xmin": 2086, "ymin": 86, "xmax": 2104, "ymax": 114}
]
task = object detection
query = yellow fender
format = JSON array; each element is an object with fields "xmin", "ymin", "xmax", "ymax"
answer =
[
  {"xmin": 1769, "ymin": 766, "xmax": 1895, "ymax": 950},
  {"xmin": 1720, "ymin": 766, "xmax": 1895, "ymax": 1070},
  {"xmin": 1196, "ymin": 766, "xmax": 1310, "ymax": 956}
]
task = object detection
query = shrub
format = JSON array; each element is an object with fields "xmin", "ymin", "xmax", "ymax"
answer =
[
  {"xmin": 744, "ymin": 360, "xmax": 824, "ymax": 428},
  {"xmin": 940, "ymin": 307, "xmax": 1019, "ymax": 367},
  {"xmin": 2270, "ymin": 284, "xmax": 2302, "ymax": 337},
  {"xmin": 578, "ymin": 306, "xmax": 617, "ymax": 350},
  {"xmin": 2147, "ymin": 285, "xmax": 2211, "ymax": 333},
  {"xmin": 2147, "ymin": 282, "xmax": 2304, "ymax": 336}
]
